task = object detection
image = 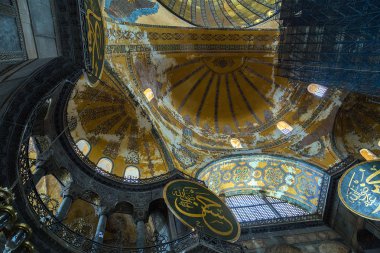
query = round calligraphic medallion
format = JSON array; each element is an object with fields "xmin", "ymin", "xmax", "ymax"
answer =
[
  {"xmin": 338, "ymin": 160, "xmax": 380, "ymax": 220},
  {"xmin": 83, "ymin": 0, "xmax": 105, "ymax": 84},
  {"xmin": 163, "ymin": 179, "xmax": 240, "ymax": 242}
]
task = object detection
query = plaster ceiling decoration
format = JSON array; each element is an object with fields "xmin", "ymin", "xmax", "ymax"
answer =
[
  {"xmin": 197, "ymin": 155, "xmax": 329, "ymax": 214},
  {"xmin": 157, "ymin": 0, "xmax": 281, "ymax": 28},
  {"xmin": 333, "ymin": 94, "xmax": 380, "ymax": 158},
  {"xmin": 66, "ymin": 68, "xmax": 169, "ymax": 179}
]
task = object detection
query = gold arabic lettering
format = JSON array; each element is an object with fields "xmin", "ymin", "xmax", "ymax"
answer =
[
  {"xmin": 346, "ymin": 165, "xmax": 380, "ymax": 214},
  {"xmin": 172, "ymin": 186, "xmax": 234, "ymax": 236},
  {"xmin": 86, "ymin": 7, "xmax": 103, "ymax": 79}
]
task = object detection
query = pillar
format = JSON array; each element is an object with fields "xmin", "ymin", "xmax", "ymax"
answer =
[
  {"xmin": 93, "ymin": 214, "xmax": 107, "ymax": 243},
  {"xmin": 55, "ymin": 195, "xmax": 73, "ymax": 221},
  {"xmin": 136, "ymin": 220, "xmax": 146, "ymax": 248}
]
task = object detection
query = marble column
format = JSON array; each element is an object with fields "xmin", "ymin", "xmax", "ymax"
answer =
[
  {"xmin": 93, "ymin": 214, "xmax": 107, "ymax": 243},
  {"xmin": 136, "ymin": 220, "xmax": 146, "ymax": 249},
  {"xmin": 55, "ymin": 195, "xmax": 73, "ymax": 221}
]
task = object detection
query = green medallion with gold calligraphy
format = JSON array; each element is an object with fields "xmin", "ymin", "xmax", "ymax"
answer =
[
  {"xmin": 163, "ymin": 179, "xmax": 240, "ymax": 242},
  {"xmin": 338, "ymin": 160, "xmax": 380, "ymax": 220},
  {"xmin": 83, "ymin": 0, "xmax": 105, "ymax": 84}
]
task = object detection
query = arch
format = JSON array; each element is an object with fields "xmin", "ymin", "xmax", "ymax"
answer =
[
  {"xmin": 332, "ymin": 93, "xmax": 380, "ymax": 159},
  {"xmin": 307, "ymin": 83, "xmax": 328, "ymax": 97},
  {"xmin": 53, "ymin": 167, "xmax": 73, "ymax": 187},
  {"xmin": 105, "ymin": 201, "xmax": 136, "ymax": 246},
  {"xmin": 148, "ymin": 198, "xmax": 167, "ymax": 214},
  {"xmin": 197, "ymin": 154, "xmax": 329, "ymax": 214},
  {"xmin": 148, "ymin": 199, "xmax": 171, "ymax": 244},
  {"xmin": 80, "ymin": 190, "xmax": 101, "ymax": 206},
  {"xmin": 104, "ymin": 213, "xmax": 137, "ymax": 247},
  {"xmin": 35, "ymin": 174, "xmax": 63, "ymax": 214},
  {"xmin": 124, "ymin": 166, "xmax": 140, "ymax": 179},
  {"xmin": 76, "ymin": 139, "xmax": 91, "ymax": 156},
  {"xmin": 276, "ymin": 121, "xmax": 293, "ymax": 134},
  {"xmin": 97, "ymin": 157, "xmax": 113, "ymax": 173},
  {"xmin": 63, "ymin": 198, "xmax": 97, "ymax": 238},
  {"xmin": 113, "ymin": 201, "xmax": 134, "ymax": 215}
]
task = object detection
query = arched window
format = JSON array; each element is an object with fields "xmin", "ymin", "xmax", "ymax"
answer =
[
  {"xmin": 143, "ymin": 88, "xmax": 154, "ymax": 102},
  {"xmin": 276, "ymin": 121, "xmax": 293, "ymax": 134},
  {"xmin": 307, "ymin": 83, "xmax": 327, "ymax": 97},
  {"xmin": 360, "ymin": 149, "xmax": 378, "ymax": 161},
  {"xmin": 124, "ymin": 166, "xmax": 140, "ymax": 179},
  {"xmin": 226, "ymin": 195, "xmax": 308, "ymax": 222},
  {"xmin": 97, "ymin": 157, "xmax": 113, "ymax": 173},
  {"xmin": 230, "ymin": 138, "xmax": 242, "ymax": 148},
  {"xmin": 76, "ymin": 139, "xmax": 91, "ymax": 156}
]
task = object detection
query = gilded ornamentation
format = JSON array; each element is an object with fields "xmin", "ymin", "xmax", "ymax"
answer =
[
  {"xmin": 163, "ymin": 180, "xmax": 240, "ymax": 242},
  {"xmin": 232, "ymin": 165, "xmax": 250, "ymax": 183},
  {"xmin": 264, "ymin": 168, "xmax": 285, "ymax": 187},
  {"xmin": 39, "ymin": 193, "xmax": 59, "ymax": 213},
  {"xmin": 198, "ymin": 155, "xmax": 329, "ymax": 214},
  {"xmin": 67, "ymin": 217, "xmax": 95, "ymax": 238},
  {"xmin": 84, "ymin": 0, "xmax": 105, "ymax": 83},
  {"xmin": 338, "ymin": 160, "xmax": 380, "ymax": 220},
  {"xmin": 66, "ymin": 70, "xmax": 168, "ymax": 179}
]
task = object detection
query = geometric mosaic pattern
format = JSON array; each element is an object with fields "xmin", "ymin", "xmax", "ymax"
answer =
[{"xmin": 197, "ymin": 155, "xmax": 330, "ymax": 214}]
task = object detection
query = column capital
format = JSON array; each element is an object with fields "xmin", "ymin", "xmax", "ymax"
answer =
[
  {"xmin": 134, "ymin": 209, "xmax": 149, "ymax": 223},
  {"xmin": 94, "ymin": 206, "xmax": 111, "ymax": 217},
  {"xmin": 61, "ymin": 184, "xmax": 81, "ymax": 199},
  {"xmin": 35, "ymin": 149, "xmax": 54, "ymax": 168}
]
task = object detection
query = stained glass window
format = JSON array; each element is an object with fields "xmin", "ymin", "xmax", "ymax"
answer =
[{"xmin": 226, "ymin": 195, "xmax": 309, "ymax": 222}]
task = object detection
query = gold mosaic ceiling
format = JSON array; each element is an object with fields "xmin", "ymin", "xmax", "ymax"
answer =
[
  {"xmin": 105, "ymin": 21, "xmax": 344, "ymax": 173},
  {"xmin": 158, "ymin": 0, "xmax": 281, "ymax": 28},
  {"xmin": 68, "ymin": 1, "xmax": 351, "ymax": 179},
  {"xmin": 334, "ymin": 94, "xmax": 380, "ymax": 158},
  {"xmin": 137, "ymin": 55, "xmax": 295, "ymax": 136},
  {"xmin": 66, "ymin": 69, "xmax": 169, "ymax": 178}
]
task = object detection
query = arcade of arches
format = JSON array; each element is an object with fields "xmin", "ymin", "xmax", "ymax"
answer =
[{"xmin": 0, "ymin": 0, "xmax": 379, "ymax": 253}]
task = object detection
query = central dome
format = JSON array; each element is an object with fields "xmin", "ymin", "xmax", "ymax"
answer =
[
  {"xmin": 156, "ymin": 55, "xmax": 296, "ymax": 136},
  {"xmin": 157, "ymin": 0, "xmax": 281, "ymax": 28}
]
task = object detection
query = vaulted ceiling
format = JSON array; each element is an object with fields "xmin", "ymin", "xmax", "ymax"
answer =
[
  {"xmin": 157, "ymin": 0, "xmax": 280, "ymax": 28},
  {"xmin": 66, "ymin": 0, "xmax": 362, "ymax": 181}
]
